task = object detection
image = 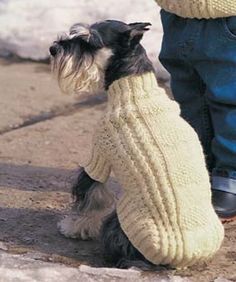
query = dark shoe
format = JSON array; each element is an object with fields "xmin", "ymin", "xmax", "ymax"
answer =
[{"xmin": 212, "ymin": 190, "xmax": 236, "ymax": 222}]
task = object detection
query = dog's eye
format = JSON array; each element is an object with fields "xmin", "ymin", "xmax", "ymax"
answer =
[{"xmin": 49, "ymin": 45, "xmax": 59, "ymax": 57}]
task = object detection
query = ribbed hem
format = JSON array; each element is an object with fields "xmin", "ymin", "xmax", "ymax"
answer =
[
  {"xmin": 156, "ymin": 0, "xmax": 236, "ymax": 19},
  {"xmin": 108, "ymin": 72, "xmax": 163, "ymax": 105},
  {"xmin": 208, "ymin": 0, "xmax": 236, "ymax": 18},
  {"xmin": 156, "ymin": 0, "xmax": 211, "ymax": 19},
  {"xmin": 117, "ymin": 196, "xmax": 183, "ymax": 266},
  {"xmin": 107, "ymin": 72, "xmax": 179, "ymax": 115}
]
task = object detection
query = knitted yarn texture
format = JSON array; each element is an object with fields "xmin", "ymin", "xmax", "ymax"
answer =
[
  {"xmin": 84, "ymin": 72, "xmax": 224, "ymax": 267},
  {"xmin": 155, "ymin": 0, "xmax": 236, "ymax": 18}
]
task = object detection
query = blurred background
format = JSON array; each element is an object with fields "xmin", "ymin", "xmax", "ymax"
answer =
[{"xmin": 0, "ymin": 0, "xmax": 167, "ymax": 77}]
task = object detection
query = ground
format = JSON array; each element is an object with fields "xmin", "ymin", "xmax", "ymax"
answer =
[{"xmin": 0, "ymin": 58, "xmax": 235, "ymax": 281}]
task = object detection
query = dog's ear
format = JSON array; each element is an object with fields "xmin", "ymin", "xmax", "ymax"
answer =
[
  {"xmin": 87, "ymin": 29, "xmax": 104, "ymax": 48},
  {"xmin": 70, "ymin": 23, "xmax": 104, "ymax": 48},
  {"xmin": 123, "ymin": 22, "xmax": 151, "ymax": 48}
]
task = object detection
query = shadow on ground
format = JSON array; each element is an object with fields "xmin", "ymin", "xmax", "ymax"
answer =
[
  {"xmin": 0, "ymin": 162, "xmax": 121, "ymax": 268},
  {"xmin": 0, "ymin": 162, "xmax": 74, "ymax": 192},
  {"xmin": 0, "ymin": 207, "xmax": 103, "ymax": 267}
]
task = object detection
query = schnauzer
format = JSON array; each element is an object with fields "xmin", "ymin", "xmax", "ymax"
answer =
[{"xmin": 50, "ymin": 20, "xmax": 165, "ymax": 269}]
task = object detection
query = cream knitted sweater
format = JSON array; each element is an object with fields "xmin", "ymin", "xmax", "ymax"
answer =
[
  {"xmin": 155, "ymin": 0, "xmax": 236, "ymax": 18},
  {"xmin": 84, "ymin": 72, "xmax": 224, "ymax": 268}
]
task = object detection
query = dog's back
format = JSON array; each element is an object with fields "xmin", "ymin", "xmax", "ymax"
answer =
[{"xmin": 100, "ymin": 72, "xmax": 224, "ymax": 267}]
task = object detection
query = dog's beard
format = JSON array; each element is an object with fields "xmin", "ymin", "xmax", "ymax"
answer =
[{"xmin": 52, "ymin": 48, "xmax": 112, "ymax": 96}]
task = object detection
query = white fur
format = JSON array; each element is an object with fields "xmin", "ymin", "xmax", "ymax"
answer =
[
  {"xmin": 69, "ymin": 23, "xmax": 91, "ymax": 40},
  {"xmin": 53, "ymin": 47, "xmax": 113, "ymax": 96},
  {"xmin": 58, "ymin": 211, "xmax": 109, "ymax": 240},
  {"xmin": 58, "ymin": 182, "xmax": 114, "ymax": 240}
]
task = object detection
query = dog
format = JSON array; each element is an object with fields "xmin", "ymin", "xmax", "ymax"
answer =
[
  {"xmin": 50, "ymin": 20, "xmax": 224, "ymax": 269},
  {"xmin": 50, "ymin": 20, "xmax": 157, "ymax": 268}
]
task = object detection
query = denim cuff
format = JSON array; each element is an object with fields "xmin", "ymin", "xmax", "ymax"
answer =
[
  {"xmin": 212, "ymin": 168, "xmax": 236, "ymax": 179},
  {"xmin": 212, "ymin": 176, "xmax": 236, "ymax": 195}
]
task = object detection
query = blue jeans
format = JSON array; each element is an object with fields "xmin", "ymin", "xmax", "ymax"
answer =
[{"xmin": 159, "ymin": 10, "xmax": 236, "ymax": 194}]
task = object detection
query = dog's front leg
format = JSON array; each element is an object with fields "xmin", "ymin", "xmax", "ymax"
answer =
[{"xmin": 58, "ymin": 168, "xmax": 114, "ymax": 240}]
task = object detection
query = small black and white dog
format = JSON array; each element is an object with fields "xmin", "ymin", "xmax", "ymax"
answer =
[{"xmin": 50, "ymin": 20, "xmax": 163, "ymax": 269}]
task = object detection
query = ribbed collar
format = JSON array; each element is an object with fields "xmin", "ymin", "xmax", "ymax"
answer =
[{"xmin": 107, "ymin": 72, "xmax": 163, "ymax": 107}]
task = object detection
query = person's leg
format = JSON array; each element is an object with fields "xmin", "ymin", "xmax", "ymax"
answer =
[
  {"xmin": 195, "ymin": 16, "xmax": 236, "ymax": 220},
  {"xmin": 159, "ymin": 10, "xmax": 214, "ymax": 170}
]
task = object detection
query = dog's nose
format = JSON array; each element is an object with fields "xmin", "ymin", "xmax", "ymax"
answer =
[{"xmin": 49, "ymin": 45, "xmax": 58, "ymax": 57}]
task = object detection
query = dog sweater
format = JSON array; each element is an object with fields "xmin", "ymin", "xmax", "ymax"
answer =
[
  {"xmin": 155, "ymin": 0, "xmax": 236, "ymax": 18},
  {"xmin": 84, "ymin": 72, "xmax": 224, "ymax": 268}
]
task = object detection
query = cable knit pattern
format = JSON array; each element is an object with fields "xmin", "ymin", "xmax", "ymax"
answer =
[
  {"xmin": 155, "ymin": 0, "xmax": 236, "ymax": 18},
  {"xmin": 84, "ymin": 72, "xmax": 224, "ymax": 268}
]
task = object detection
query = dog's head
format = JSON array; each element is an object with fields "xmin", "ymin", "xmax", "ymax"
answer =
[{"xmin": 50, "ymin": 20, "xmax": 151, "ymax": 96}]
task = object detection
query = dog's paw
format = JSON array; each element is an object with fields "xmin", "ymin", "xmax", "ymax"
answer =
[
  {"xmin": 57, "ymin": 214, "xmax": 102, "ymax": 240},
  {"xmin": 57, "ymin": 216, "xmax": 88, "ymax": 240},
  {"xmin": 57, "ymin": 216, "xmax": 79, "ymax": 239}
]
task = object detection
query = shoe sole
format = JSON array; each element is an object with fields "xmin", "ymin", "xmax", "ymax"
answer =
[{"xmin": 221, "ymin": 215, "xmax": 236, "ymax": 223}]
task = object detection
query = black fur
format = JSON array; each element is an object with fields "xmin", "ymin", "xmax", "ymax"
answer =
[
  {"xmin": 72, "ymin": 168, "xmax": 113, "ymax": 214},
  {"xmin": 100, "ymin": 211, "xmax": 146, "ymax": 265},
  {"xmin": 100, "ymin": 211, "xmax": 168, "ymax": 270},
  {"xmin": 72, "ymin": 168, "xmax": 97, "ymax": 210},
  {"xmin": 90, "ymin": 20, "xmax": 155, "ymax": 88},
  {"xmin": 105, "ymin": 44, "xmax": 154, "ymax": 89}
]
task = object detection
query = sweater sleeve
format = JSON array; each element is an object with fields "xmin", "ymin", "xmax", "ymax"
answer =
[
  {"xmin": 155, "ymin": 0, "xmax": 236, "ymax": 19},
  {"xmin": 84, "ymin": 126, "xmax": 111, "ymax": 183}
]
